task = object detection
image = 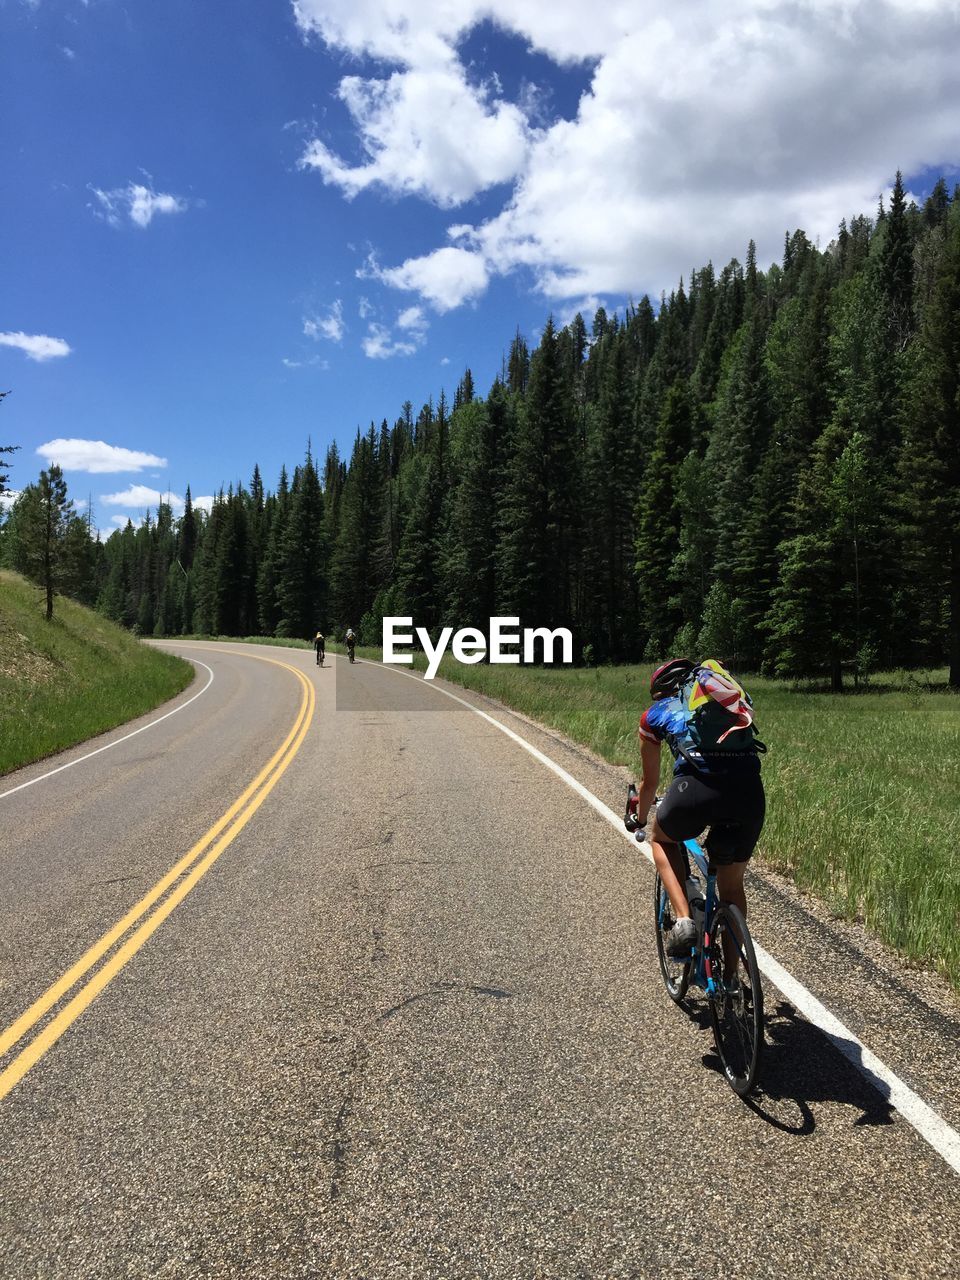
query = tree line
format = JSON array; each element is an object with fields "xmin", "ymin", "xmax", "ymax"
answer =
[{"xmin": 2, "ymin": 174, "xmax": 958, "ymax": 688}]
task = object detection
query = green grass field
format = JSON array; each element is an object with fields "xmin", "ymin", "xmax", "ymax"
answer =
[{"xmin": 0, "ymin": 571, "xmax": 193, "ymax": 775}]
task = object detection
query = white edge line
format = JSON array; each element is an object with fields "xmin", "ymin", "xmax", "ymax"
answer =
[
  {"xmin": 0, "ymin": 660, "xmax": 215, "ymax": 802},
  {"xmin": 367, "ymin": 658, "xmax": 960, "ymax": 1176}
]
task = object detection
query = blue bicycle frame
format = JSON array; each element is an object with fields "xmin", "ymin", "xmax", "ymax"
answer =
[{"xmin": 658, "ymin": 834, "xmax": 723, "ymax": 998}]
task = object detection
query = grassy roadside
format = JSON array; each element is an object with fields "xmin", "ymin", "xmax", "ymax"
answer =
[{"xmin": 0, "ymin": 570, "xmax": 193, "ymax": 776}]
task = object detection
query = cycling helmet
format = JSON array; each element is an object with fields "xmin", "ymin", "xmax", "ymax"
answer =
[{"xmin": 649, "ymin": 657, "xmax": 694, "ymax": 698}]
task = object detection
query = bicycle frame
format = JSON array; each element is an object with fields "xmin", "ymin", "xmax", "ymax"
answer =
[{"xmin": 657, "ymin": 834, "xmax": 724, "ymax": 997}]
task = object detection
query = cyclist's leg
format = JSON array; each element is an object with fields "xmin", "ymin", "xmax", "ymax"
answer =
[
  {"xmin": 711, "ymin": 802, "xmax": 761, "ymax": 982},
  {"xmin": 650, "ymin": 816, "xmax": 688, "ymax": 920},
  {"xmin": 715, "ymin": 859, "xmax": 748, "ymax": 981},
  {"xmin": 715, "ymin": 860, "xmax": 747, "ymax": 918},
  {"xmin": 654, "ymin": 775, "xmax": 716, "ymax": 921}
]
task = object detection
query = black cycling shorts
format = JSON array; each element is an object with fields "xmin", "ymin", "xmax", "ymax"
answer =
[{"xmin": 656, "ymin": 768, "xmax": 765, "ymax": 865}]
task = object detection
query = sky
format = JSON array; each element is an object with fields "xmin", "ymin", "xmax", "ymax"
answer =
[{"xmin": 2, "ymin": 0, "xmax": 959, "ymax": 533}]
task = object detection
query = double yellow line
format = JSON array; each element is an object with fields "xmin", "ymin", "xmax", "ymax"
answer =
[{"xmin": 0, "ymin": 652, "xmax": 315, "ymax": 1103}]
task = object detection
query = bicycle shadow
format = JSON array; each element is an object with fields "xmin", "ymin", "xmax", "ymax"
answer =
[{"xmin": 680, "ymin": 993, "xmax": 896, "ymax": 1135}]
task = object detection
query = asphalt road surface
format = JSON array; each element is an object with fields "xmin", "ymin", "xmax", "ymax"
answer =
[{"xmin": 1, "ymin": 642, "xmax": 958, "ymax": 1279}]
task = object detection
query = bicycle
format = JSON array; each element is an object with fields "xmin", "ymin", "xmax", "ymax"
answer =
[{"xmin": 628, "ymin": 790, "xmax": 764, "ymax": 1096}]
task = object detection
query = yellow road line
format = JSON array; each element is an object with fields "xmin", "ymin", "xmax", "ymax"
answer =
[{"xmin": 0, "ymin": 652, "xmax": 315, "ymax": 1102}]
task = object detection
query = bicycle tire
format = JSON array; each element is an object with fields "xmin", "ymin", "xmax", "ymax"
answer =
[
  {"xmin": 707, "ymin": 903, "xmax": 763, "ymax": 1096},
  {"xmin": 653, "ymin": 873, "xmax": 691, "ymax": 1003}
]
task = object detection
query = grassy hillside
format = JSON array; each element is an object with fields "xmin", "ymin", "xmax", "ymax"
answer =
[{"xmin": 0, "ymin": 570, "xmax": 193, "ymax": 776}]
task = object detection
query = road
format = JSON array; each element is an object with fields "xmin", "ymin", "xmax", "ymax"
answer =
[{"xmin": 1, "ymin": 641, "xmax": 958, "ymax": 1278}]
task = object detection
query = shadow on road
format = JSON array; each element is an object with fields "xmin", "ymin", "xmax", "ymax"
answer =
[{"xmin": 680, "ymin": 992, "xmax": 896, "ymax": 1135}]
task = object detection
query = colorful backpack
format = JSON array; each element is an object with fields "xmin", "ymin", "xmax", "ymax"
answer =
[{"xmin": 675, "ymin": 659, "xmax": 766, "ymax": 763}]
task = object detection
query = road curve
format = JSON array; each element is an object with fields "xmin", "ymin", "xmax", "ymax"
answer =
[{"xmin": 0, "ymin": 641, "xmax": 957, "ymax": 1279}]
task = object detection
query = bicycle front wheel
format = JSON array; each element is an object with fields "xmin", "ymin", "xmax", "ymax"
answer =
[
  {"xmin": 707, "ymin": 903, "xmax": 763, "ymax": 1096},
  {"xmin": 653, "ymin": 873, "xmax": 691, "ymax": 1003}
]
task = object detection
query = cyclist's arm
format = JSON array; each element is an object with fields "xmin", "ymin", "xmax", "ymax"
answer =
[{"xmin": 636, "ymin": 720, "xmax": 661, "ymax": 822}]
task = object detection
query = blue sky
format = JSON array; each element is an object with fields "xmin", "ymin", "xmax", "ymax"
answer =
[{"xmin": 2, "ymin": 0, "xmax": 958, "ymax": 531}]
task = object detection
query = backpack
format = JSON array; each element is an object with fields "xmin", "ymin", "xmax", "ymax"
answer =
[{"xmin": 674, "ymin": 658, "xmax": 766, "ymax": 764}]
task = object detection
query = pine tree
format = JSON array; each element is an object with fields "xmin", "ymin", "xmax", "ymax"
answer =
[
  {"xmin": 706, "ymin": 309, "xmax": 771, "ymax": 597},
  {"xmin": 635, "ymin": 380, "xmax": 693, "ymax": 655},
  {"xmin": 277, "ymin": 450, "xmax": 327, "ymax": 637},
  {"xmin": 442, "ymin": 389, "xmax": 513, "ymax": 630},
  {"xmin": 582, "ymin": 331, "xmax": 639, "ymax": 658},
  {"xmin": 7, "ymin": 464, "xmax": 76, "ymax": 619},
  {"xmin": 899, "ymin": 200, "xmax": 960, "ymax": 683},
  {"xmin": 257, "ymin": 467, "xmax": 289, "ymax": 634},
  {"xmin": 881, "ymin": 171, "xmax": 914, "ymax": 352},
  {"xmin": 507, "ymin": 329, "xmax": 529, "ymax": 396},
  {"xmin": 497, "ymin": 319, "xmax": 578, "ymax": 630},
  {"xmin": 330, "ymin": 426, "xmax": 388, "ymax": 629},
  {"xmin": 396, "ymin": 395, "xmax": 450, "ymax": 632}
]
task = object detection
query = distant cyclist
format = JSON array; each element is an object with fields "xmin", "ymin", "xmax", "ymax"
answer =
[
  {"xmin": 634, "ymin": 658, "xmax": 765, "ymax": 957},
  {"xmin": 345, "ymin": 627, "xmax": 356, "ymax": 663},
  {"xmin": 314, "ymin": 631, "xmax": 325, "ymax": 667}
]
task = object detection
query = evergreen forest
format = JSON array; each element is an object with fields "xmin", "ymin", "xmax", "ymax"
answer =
[{"xmin": 3, "ymin": 174, "xmax": 959, "ymax": 689}]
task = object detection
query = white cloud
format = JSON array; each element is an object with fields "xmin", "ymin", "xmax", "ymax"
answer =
[
  {"xmin": 303, "ymin": 299, "xmax": 345, "ymax": 342},
  {"xmin": 364, "ymin": 245, "xmax": 489, "ymax": 312},
  {"xmin": 358, "ymin": 295, "xmax": 374, "ymax": 319},
  {"xmin": 36, "ymin": 437, "xmax": 167, "ymax": 473},
  {"xmin": 361, "ymin": 323, "xmax": 418, "ymax": 359},
  {"xmin": 89, "ymin": 179, "xmax": 189, "ymax": 229},
  {"xmin": 396, "ymin": 305, "xmax": 429, "ymax": 335},
  {"xmin": 192, "ymin": 494, "xmax": 215, "ymax": 514},
  {"xmin": 0, "ymin": 490, "xmax": 21, "ymax": 513},
  {"xmin": 282, "ymin": 355, "xmax": 330, "ymax": 369},
  {"xmin": 101, "ymin": 484, "xmax": 185, "ymax": 514},
  {"xmin": 61, "ymin": 46, "xmax": 76, "ymax": 59},
  {"xmin": 0, "ymin": 332, "xmax": 72, "ymax": 362},
  {"xmin": 294, "ymin": 0, "xmax": 960, "ymax": 307},
  {"xmin": 298, "ymin": 61, "xmax": 529, "ymax": 207},
  {"xmin": 359, "ymin": 302, "xmax": 431, "ymax": 357}
]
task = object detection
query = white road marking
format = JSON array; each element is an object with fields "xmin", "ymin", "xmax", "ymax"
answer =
[
  {"xmin": 0, "ymin": 660, "xmax": 215, "ymax": 802},
  {"xmin": 366, "ymin": 657, "xmax": 960, "ymax": 1176}
]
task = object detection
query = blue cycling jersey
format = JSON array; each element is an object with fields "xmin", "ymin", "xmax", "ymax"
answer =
[{"xmin": 640, "ymin": 696, "xmax": 760, "ymax": 777}]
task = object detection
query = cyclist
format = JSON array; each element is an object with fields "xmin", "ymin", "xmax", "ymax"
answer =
[
  {"xmin": 345, "ymin": 627, "xmax": 356, "ymax": 662},
  {"xmin": 314, "ymin": 631, "xmax": 325, "ymax": 666},
  {"xmin": 635, "ymin": 658, "xmax": 765, "ymax": 958}
]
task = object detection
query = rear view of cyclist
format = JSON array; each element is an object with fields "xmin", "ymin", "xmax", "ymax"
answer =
[
  {"xmin": 634, "ymin": 658, "xmax": 765, "ymax": 958},
  {"xmin": 345, "ymin": 627, "xmax": 356, "ymax": 662},
  {"xmin": 314, "ymin": 631, "xmax": 325, "ymax": 666}
]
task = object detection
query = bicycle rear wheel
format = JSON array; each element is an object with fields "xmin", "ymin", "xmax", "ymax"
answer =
[
  {"xmin": 707, "ymin": 903, "xmax": 763, "ymax": 1095},
  {"xmin": 653, "ymin": 873, "xmax": 691, "ymax": 1003}
]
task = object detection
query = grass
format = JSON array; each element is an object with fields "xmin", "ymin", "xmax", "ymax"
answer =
[{"xmin": 0, "ymin": 570, "xmax": 193, "ymax": 776}]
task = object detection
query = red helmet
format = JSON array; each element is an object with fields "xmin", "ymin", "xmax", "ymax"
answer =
[{"xmin": 650, "ymin": 658, "xmax": 694, "ymax": 698}]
